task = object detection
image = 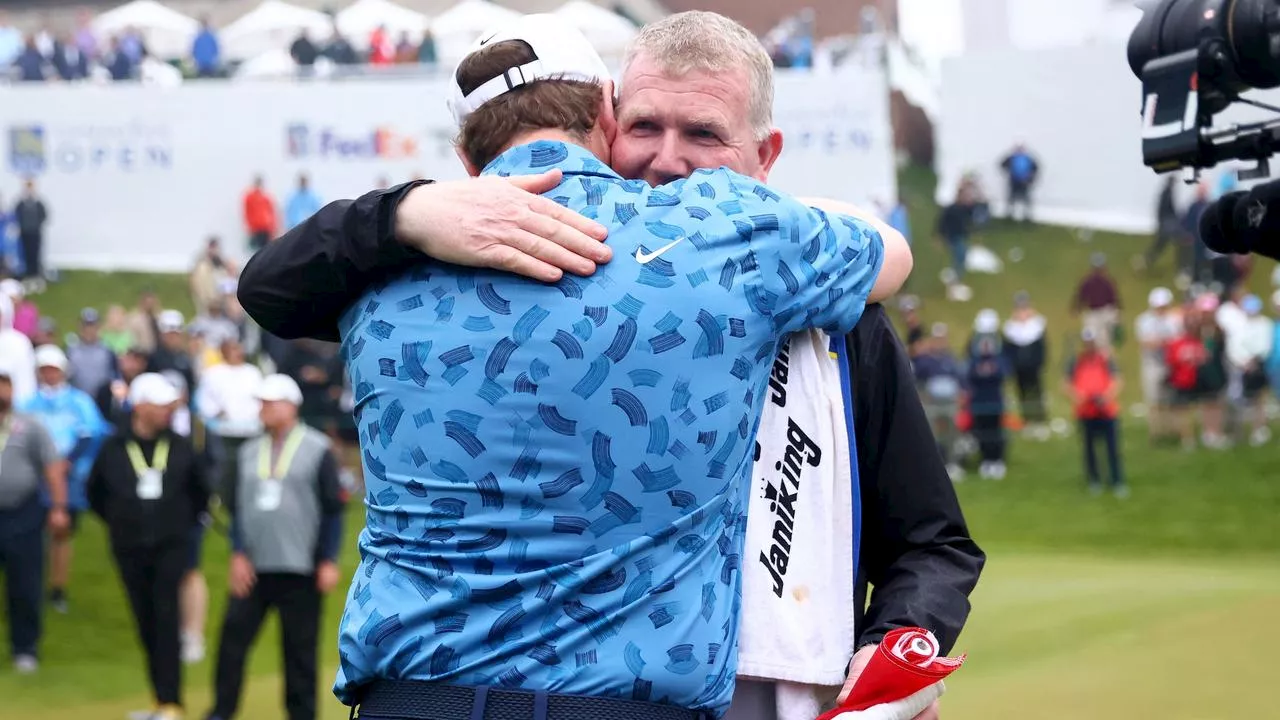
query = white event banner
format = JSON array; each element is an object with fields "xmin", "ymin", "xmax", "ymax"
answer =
[{"xmin": 0, "ymin": 68, "xmax": 895, "ymax": 272}]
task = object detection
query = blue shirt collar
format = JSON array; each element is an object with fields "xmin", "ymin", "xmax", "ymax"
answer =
[{"xmin": 482, "ymin": 140, "xmax": 622, "ymax": 183}]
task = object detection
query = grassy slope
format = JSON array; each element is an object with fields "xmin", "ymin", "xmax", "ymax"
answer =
[{"xmin": 6, "ymin": 168, "xmax": 1279, "ymax": 717}]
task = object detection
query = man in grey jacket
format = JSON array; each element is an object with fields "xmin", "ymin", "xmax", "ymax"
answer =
[{"xmin": 206, "ymin": 374, "xmax": 345, "ymax": 720}]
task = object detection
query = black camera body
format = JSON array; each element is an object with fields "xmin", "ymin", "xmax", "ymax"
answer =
[{"xmin": 1129, "ymin": 0, "xmax": 1280, "ymax": 177}]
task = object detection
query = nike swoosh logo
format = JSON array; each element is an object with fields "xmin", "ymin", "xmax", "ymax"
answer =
[
  {"xmin": 635, "ymin": 237, "xmax": 685, "ymax": 264},
  {"xmin": 480, "ymin": 33, "xmax": 497, "ymax": 46}
]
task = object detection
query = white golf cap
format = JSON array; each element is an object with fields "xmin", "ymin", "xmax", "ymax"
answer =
[
  {"xmin": 128, "ymin": 372, "xmax": 180, "ymax": 407},
  {"xmin": 34, "ymin": 345, "xmax": 67, "ymax": 371},
  {"xmin": 1148, "ymin": 287, "xmax": 1173, "ymax": 308},
  {"xmin": 974, "ymin": 309, "xmax": 999, "ymax": 334},
  {"xmin": 256, "ymin": 374, "xmax": 303, "ymax": 405},
  {"xmin": 158, "ymin": 309, "xmax": 185, "ymax": 333},
  {"xmin": 0, "ymin": 278, "xmax": 22, "ymax": 298},
  {"xmin": 447, "ymin": 13, "xmax": 611, "ymax": 130}
]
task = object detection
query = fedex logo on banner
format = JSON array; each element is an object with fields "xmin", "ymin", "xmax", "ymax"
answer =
[{"xmin": 286, "ymin": 124, "xmax": 418, "ymax": 160}]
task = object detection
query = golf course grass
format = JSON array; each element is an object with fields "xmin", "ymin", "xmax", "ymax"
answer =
[{"xmin": 5, "ymin": 167, "xmax": 1278, "ymax": 718}]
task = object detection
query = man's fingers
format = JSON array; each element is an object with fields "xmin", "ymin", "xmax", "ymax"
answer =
[
  {"xmin": 529, "ymin": 195, "xmax": 609, "ymax": 242},
  {"xmin": 487, "ymin": 244, "xmax": 565, "ymax": 283},
  {"xmin": 914, "ymin": 701, "xmax": 941, "ymax": 720},
  {"xmin": 506, "ymin": 169, "xmax": 565, "ymax": 195},
  {"xmin": 516, "ymin": 215, "xmax": 602, "ymax": 275}
]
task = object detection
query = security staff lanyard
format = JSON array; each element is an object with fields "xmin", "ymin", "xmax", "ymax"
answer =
[
  {"xmin": 127, "ymin": 437, "xmax": 170, "ymax": 501},
  {"xmin": 256, "ymin": 426, "xmax": 304, "ymax": 512}
]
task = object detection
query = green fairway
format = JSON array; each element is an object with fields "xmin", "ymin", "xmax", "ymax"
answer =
[{"xmin": 4, "ymin": 168, "xmax": 1278, "ymax": 718}]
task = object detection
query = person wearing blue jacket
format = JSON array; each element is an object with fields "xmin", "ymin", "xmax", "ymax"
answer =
[
  {"xmin": 1268, "ymin": 291, "xmax": 1280, "ymax": 399},
  {"xmin": 968, "ymin": 309, "xmax": 1011, "ymax": 480},
  {"xmin": 19, "ymin": 344, "xmax": 111, "ymax": 613}
]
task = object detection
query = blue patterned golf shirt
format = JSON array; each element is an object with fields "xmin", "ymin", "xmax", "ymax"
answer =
[{"xmin": 334, "ymin": 140, "xmax": 884, "ymax": 716}]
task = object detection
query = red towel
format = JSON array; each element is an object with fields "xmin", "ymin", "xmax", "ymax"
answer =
[{"xmin": 815, "ymin": 628, "xmax": 966, "ymax": 720}]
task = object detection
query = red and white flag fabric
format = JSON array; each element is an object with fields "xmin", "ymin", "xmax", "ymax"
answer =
[{"xmin": 815, "ymin": 628, "xmax": 966, "ymax": 720}]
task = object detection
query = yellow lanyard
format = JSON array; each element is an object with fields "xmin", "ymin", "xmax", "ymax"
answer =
[
  {"xmin": 257, "ymin": 427, "xmax": 304, "ymax": 481},
  {"xmin": 125, "ymin": 438, "xmax": 170, "ymax": 478}
]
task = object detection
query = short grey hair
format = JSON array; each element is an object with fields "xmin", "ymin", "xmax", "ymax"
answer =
[{"xmin": 623, "ymin": 11, "xmax": 775, "ymax": 141}]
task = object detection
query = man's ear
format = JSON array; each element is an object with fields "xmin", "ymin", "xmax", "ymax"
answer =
[
  {"xmin": 455, "ymin": 145, "xmax": 481, "ymax": 177},
  {"xmin": 598, "ymin": 80, "xmax": 618, "ymax": 144},
  {"xmin": 754, "ymin": 129, "xmax": 784, "ymax": 182}
]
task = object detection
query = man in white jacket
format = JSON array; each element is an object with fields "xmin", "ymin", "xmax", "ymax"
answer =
[
  {"xmin": 1226, "ymin": 295, "xmax": 1274, "ymax": 446},
  {"xmin": 0, "ymin": 295, "xmax": 35, "ymax": 404}
]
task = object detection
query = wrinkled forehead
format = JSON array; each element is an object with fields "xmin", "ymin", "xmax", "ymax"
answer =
[{"xmin": 618, "ymin": 57, "xmax": 753, "ymax": 132}]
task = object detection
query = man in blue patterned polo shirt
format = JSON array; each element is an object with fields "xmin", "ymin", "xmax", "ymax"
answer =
[{"xmin": 335, "ymin": 14, "xmax": 910, "ymax": 720}]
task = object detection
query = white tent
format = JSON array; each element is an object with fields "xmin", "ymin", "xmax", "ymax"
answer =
[
  {"xmin": 91, "ymin": 0, "xmax": 199, "ymax": 61},
  {"xmin": 431, "ymin": 0, "xmax": 520, "ymax": 63},
  {"xmin": 336, "ymin": 0, "xmax": 430, "ymax": 51},
  {"xmin": 553, "ymin": 1, "xmax": 637, "ymax": 58},
  {"xmin": 221, "ymin": 0, "xmax": 335, "ymax": 61}
]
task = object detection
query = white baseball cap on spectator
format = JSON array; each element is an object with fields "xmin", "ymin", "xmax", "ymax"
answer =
[
  {"xmin": 0, "ymin": 278, "xmax": 22, "ymax": 299},
  {"xmin": 446, "ymin": 13, "xmax": 612, "ymax": 130},
  {"xmin": 128, "ymin": 373, "xmax": 181, "ymax": 407},
  {"xmin": 1148, "ymin": 287, "xmax": 1173, "ymax": 309},
  {"xmin": 255, "ymin": 374, "xmax": 303, "ymax": 405},
  {"xmin": 34, "ymin": 345, "xmax": 68, "ymax": 371},
  {"xmin": 158, "ymin": 310, "xmax": 186, "ymax": 333},
  {"xmin": 974, "ymin": 309, "xmax": 999, "ymax": 334}
]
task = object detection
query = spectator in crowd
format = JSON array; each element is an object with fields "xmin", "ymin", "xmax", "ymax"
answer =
[
  {"xmin": 191, "ymin": 293, "xmax": 241, "ymax": 360},
  {"xmin": 968, "ymin": 310, "xmax": 1009, "ymax": 479},
  {"xmin": 937, "ymin": 182, "xmax": 980, "ymax": 285},
  {"xmin": 1146, "ymin": 175, "xmax": 1182, "ymax": 272},
  {"xmin": 1072, "ymin": 252, "xmax": 1120, "ymax": 350},
  {"xmin": 1228, "ymin": 294, "xmax": 1274, "ymax": 446},
  {"xmin": 0, "ymin": 294, "xmax": 36, "ymax": 405},
  {"xmin": 105, "ymin": 35, "xmax": 138, "ymax": 81},
  {"xmin": 32, "ymin": 317, "xmax": 57, "ymax": 348},
  {"xmin": 101, "ymin": 304, "xmax": 135, "ymax": 355},
  {"xmin": 913, "ymin": 322, "xmax": 966, "ymax": 481},
  {"xmin": 1000, "ymin": 142, "xmax": 1039, "ymax": 222},
  {"xmin": 324, "ymin": 30, "xmax": 358, "ymax": 65},
  {"xmin": 20, "ymin": 345, "xmax": 111, "ymax": 614},
  {"xmin": 119, "ymin": 25, "xmax": 145, "ymax": 64},
  {"xmin": 192, "ymin": 17, "xmax": 220, "ymax": 78},
  {"xmin": 14, "ymin": 35, "xmax": 49, "ymax": 82},
  {"xmin": 900, "ymin": 297, "xmax": 925, "ymax": 357},
  {"xmin": 1065, "ymin": 328, "xmax": 1126, "ymax": 496},
  {"xmin": 222, "ymin": 284, "xmax": 259, "ymax": 360},
  {"xmin": 1195, "ymin": 294, "xmax": 1231, "ymax": 448},
  {"xmin": 416, "ymin": 28, "xmax": 436, "ymax": 64},
  {"xmin": 242, "ymin": 176, "xmax": 278, "ymax": 253},
  {"xmin": 393, "ymin": 31, "xmax": 417, "ymax": 63},
  {"xmin": 73, "ymin": 10, "xmax": 98, "ymax": 61},
  {"xmin": 1003, "ymin": 291, "xmax": 1049, "ymax": 440},
  {"xmin": 367, "ymin": 24, "xmax": 393, "ymax": 65},
  {"xmin": 289, "ymin": 29, "xmax": 319, "ymax": 71},
  {"xmin": 52, "ymin": 33, "xmax": 89, "ymax": 81},
  {"xmin": 207, "ymin": 375, "xmax": 344, "ymax": 720},
  {"xmin": 191, "ymin": 237, "xmax": 237, "ymax": 314},
  {"xmin": 276, "ymin": 338, "xmax": 353, "ymax": 485},
  {"xmin": 1268, "ymin": 290, "xmax": 1280, "ymax": 400},
  {"xmin": 285, "ymin": 174, "xmax": 322, "ymax": 231},
  {"xmin": 1184, "ymin": 181, "xmax": 1213, "ymax": 282},
  {"xmin": 127, "ymin": 288, "xmax": 161, "ymax": 354},
  {"xmin": 0, "ymin": 364, "xmax": 68, "ymax": 675},
  {"xmin": 66, "ymin": 308, "xmax": 119, "ymax": 401},
  {"xmin": 97, "ymin": 346, "xmax": 149, "ymax": 431},
  {"xmin": 1134, "ymin": 287, "xmax": 1182, "ymax": 442},
  {"xmin": 0, "ymin": 12, "xmax": 23, "ymax": 68},
  {"xmin": 88, "ymin": 373, "xmax": 208, "ymax": 720},
  {"xmin": 2, "ymin": 280, "xmax": 38, "ymax": 340},
  {"xmin": 15, "ymin": 179, "xmax": 49, "ymax": 288},
  {"xmin": 148, "ymin": 311, "xmax": 196, "ymax": 395},
  {"xmin": 881, "ymin": 195, "xmax": 911, "ymax": 245},
  {"xmin": 195, "ymin": 338, "xmax": 263, "ymax": 497},
  {"xmin": 0, "ymin": 192, "xmax": 15, "ymax": 275}
]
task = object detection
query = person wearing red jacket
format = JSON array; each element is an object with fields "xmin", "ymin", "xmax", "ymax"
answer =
[
  {"xmin": 1066, "ymin": 328, "xmax": 1126, "ymax": 497},
  {"xmin": 242, "ymin": 176, "xmax": 277, "ymax": 253}
]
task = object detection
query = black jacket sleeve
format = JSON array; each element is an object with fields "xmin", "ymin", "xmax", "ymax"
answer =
[
  {"xmin": 847, "ymin": 305, "xmax": 986, "ymax": 655},
  {"xmin": 237, "ymin": 180, "xmax": 433, "ymax": 342}
]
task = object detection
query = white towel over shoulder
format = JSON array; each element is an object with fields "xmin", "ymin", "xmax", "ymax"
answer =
[{"xmin": 736, "ymin": 329, "xmax": 856, "ymax": 702}]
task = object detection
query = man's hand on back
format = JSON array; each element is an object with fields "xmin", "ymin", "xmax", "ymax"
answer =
[
  {"xmin": 396, "ymin": 170, "xmax": 612, "ymax": 283},
  {"xmin": 838, "ymin": 644, "xmax": 941, "ymax": 720}
]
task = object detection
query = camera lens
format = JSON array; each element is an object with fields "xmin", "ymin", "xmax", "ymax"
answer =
[{"xmin": 1129, "ymin": 1, "xmax": 1280, "ymax": 91}]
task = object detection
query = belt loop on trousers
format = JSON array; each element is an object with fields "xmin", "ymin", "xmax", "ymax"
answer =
[
  {"xmin": 532, "ymin": 690, "xmax": 549, "ymax": 720},
  {"xmin": 469, "ymin": 685, "xmax": 489, "ymax": 720},
  {"xmin": 348, "ymin": 703, "xmax": 359, "ymax": 720}
]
